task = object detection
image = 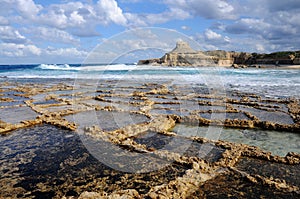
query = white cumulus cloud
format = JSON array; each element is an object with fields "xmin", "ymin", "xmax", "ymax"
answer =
[
  {"xmin": 97, "ymin": 0, "xmax": 127, "ymax": 26},
  {"xmin": 0, "ymin": 26, "xmax": 28, "ymax": 44},
  {"xmin": 15, "ymin": 0, "xmax": 43, "ymax": 19},
  {"xmin": 204, "ymin": 29, "xmax": 222, "ymax": 40},
  {"xmin": 0, "ymin": 43, "xmax": 41, "ymax": 57}
]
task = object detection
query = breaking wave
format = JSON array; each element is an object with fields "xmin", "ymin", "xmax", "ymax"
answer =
[{"xmin": 37, "ymin": 64, "xmax": 80, "ymax": 71}]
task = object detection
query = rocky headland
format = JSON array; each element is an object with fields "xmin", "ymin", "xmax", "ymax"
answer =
[{"xmin": 138, "ymin": 41, "xmax": 300, "ymax": 68}]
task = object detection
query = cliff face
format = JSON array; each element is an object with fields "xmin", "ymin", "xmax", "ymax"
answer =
[
  {"xmin": 138, "ymin": 42, "xmax": 218, "ymax": 66},
  {"xmin": 137, "ymin": 42, "xmax": 300, "ymax": 67}
]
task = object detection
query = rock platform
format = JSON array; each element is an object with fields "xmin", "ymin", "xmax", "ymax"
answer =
[{"xmin": 0, "ymin": 79, "xmax": 299, "ymax": 198}]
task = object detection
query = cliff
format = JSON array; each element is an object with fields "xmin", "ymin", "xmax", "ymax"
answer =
[
  {"xmin": 138, "ymin": 42, "xmax": 216, "ymax": 66},
  {"xmin": 138, "ymin": 42, "xmax": 300, "ymax": 67}
]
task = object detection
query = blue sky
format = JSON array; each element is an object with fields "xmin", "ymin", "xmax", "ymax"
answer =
[{"xmin": 1, "ymin": 0, "xmax": 300, "ymax": 64}]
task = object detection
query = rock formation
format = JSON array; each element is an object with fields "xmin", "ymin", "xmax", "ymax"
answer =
[
  {"xmin": 1, "ymin": 79, "xmax": 300, "ymax": 198},
  {"xmin": 138, "ymin": 41, "xmax": 216, "ymax": 66},
  {"xmin": 138, "ymin": 41, "xmax": 300, "ymax": 67}
]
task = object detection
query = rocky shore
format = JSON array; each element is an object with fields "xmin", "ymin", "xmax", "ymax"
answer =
[
  {"xmin": 138, "ymin": 41, "xmax": 300, "ymax": 68},
  {"xmin": 0, "ymin": 79, "xmax": 300, "ymax": 198}
]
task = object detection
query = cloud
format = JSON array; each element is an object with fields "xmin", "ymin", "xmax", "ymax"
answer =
[
  {"xmin": 225, "ymin": 17, "xmax": 298, "ymax": 42},
  {"xmin": 35, "ymin": 0, "xmax": 128, "ymax": 36},
  {"xmin": 125, "ymin": 5, "xmax": 191, "ymax": 27},
  {"xmin": 1, "ymin": 0, "xmax": 127, "ymax": 34},
  {"xmin": 204, "ymin": 29, "xmax": 222, "ymax": 40},
  {"xmin": 124, "ymin": 13, "xmax": 148, "ymax": 27},
  {"xmin": 194, "ymin": 31, "xmax": 267, "ymax": 52},
  {"xmin": 132, "ymin": 29, "xmax": 159, "ymax": 40},
  {"xmin": 164, "ymin": 0, "xmax": 236, "ymax": 20},
  {"xmin": 34, "ymin": 0, "xmax": 128, "ymax": 28},
  {"xmin": 97, "ymin": 0, "xmax": 127, "ymax": 26},
  {"xmin": 0, "ymin": 16, "xmax": 9, "ymax": 25},
  {"xmin": 181, "ymin": 26, "xmax": 191, "ymax": 30},
  {"xmin": 216, "ymin": 0, "xmax": 300, "ymax": 52},
  {"xmin": 0, "ymin": 26, "xmax": 28, "ymax": 44},
  {"xmin": 45, "ymin": 47, "xmax": 88, "ymax": 57},
  {"xmin": 15, "ymin": 0, "xmax": 43, "ymax": 19},
  {"xmin": 0, "ymin": 42, "xmax": 88, "ymax": 63},
  {"xmin": 0, "ymin": 43, "xmax": 41, "ymax": 57},
  {"xmin": 203, "ymin": 29, "xmax": 230, "ymax": 45},
  {"xmin": 266, "ymin": 0, "xmax": 300, "ymax": 12},
  {"xmin": 125, "ymin": 0, "xmax": 236, "ymax": 27},
  {"xmin": 38, "ymin": 2, "xmax": 90, "ymax": 29},
  {"xmin": 26, "ymin": 27, "xmax": 80, "ymax": 45},
  {"xmin": 225, "ymin": 18, "xmax": 270, "ymax": 35}
]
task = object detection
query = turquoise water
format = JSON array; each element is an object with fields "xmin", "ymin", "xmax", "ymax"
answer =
[{"xmin": 173, "ymin": 124, "xmax": 300, "ymax": 157}]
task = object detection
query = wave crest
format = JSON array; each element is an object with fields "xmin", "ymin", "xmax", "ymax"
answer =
[{"xmin": 37, "ymin": 64, "xmax": 80, "ymax": 71}]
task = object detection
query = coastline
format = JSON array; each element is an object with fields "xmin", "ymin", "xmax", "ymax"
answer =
[
  {"xmin": 138, "ymin": 42, "xmax": 300, "ymax": 69},
  {"xmin": 0, "ymin": 77, "xmax": 299, "ymax": 198}
]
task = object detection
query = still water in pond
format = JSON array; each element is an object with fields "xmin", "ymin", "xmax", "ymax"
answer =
[{"xmin": 173, "ymin": 124, "xmax": 300, "ymax": 157}]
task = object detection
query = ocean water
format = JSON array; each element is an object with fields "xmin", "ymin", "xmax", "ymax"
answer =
[{"xmin": 0, "ymin": 63, "xmax": 300, "ymax": 98}]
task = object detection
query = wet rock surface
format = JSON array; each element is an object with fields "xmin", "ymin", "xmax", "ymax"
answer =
[
  {"xmin": 236, "ymin": 157, "xmax": 300, "ymax": 187},
  {"xmin": 192, "ymin": 170, "xmax": 299, "ymax": 198},
  {"xmin": 0, "ymin": 125, "xmax": 189, "ymax": 198},
  {"xmin": 0, "ymin": 79, "xmax": 299, "ymax": 198}
]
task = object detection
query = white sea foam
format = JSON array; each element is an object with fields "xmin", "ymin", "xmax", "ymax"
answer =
[
  {"xmin": 38, "ymin": 64, "xmax": 80, "ymax": 71},
  {"xmin": 82, "ymin": 64, "xmax": 136, "ymax": 71},
  {"xmin": 2, "ymin": 64, "xmax": 300, "ymax": 98}
]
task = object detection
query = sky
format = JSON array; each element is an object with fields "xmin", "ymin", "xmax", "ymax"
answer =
[{"xmin": 0, "ymin": 0, "xmax": 300, "ymax": 64}]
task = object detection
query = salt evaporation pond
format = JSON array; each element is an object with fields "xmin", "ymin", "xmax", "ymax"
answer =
[
  {"xmin": 0, "ymin": 124, "xmax": 188, "ymax": 198},
  {"xmin": 173, "ymin": 124, "xmax": 300, "ymax": 157}
]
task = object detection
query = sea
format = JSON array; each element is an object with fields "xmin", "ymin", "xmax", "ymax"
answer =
[{"xmin": 1, "ymin": 63, "xmax": 299, "ymax": 98}]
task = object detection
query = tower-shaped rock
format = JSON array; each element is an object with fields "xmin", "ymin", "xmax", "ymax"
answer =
[{"xmin": 170, "ymin": 41, "xmax": 196, "ymax": 54}]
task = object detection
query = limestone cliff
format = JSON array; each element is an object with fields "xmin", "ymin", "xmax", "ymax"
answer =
[
  {"xmin": 138, "ymin": 42, "xmax": 216, "ymax": 66},
  {"xmin": 137, "ymin": 42, "xmax": 300, "ymax": 67}
]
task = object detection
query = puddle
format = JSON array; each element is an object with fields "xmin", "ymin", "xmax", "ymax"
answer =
[
  {"xmin": 0, "ymin": 106, "xmax": 38, "ymax": 124},
  {"xmin": 33, "ymin": 99, "xmax": 60, "ymax": 105},
  {"xmin": 197, "ymin": 105, "xmax": 226, "ymax": 112},
  {"xmin": 134, "ymin": 132, "xmax": 225, "ymax": 163},
  {"xmin": 134, "ymin": 131, "xmax": 175, "ymax": 150},
  {"xmin": 173, "ymin": 124, "xmax": 300, "ymax": 157},
  {"xmin": 102, "ymin": 96, "xmax": 144, "ymax": 104},
  {"xmin": 80, "ymin": 99, "xmax": 112, "ymax": 107},
  {"xmin": 30, "ymin": 93, "xmax": 48, "ymax": 101},
  {"xmin": 200, "ymin": 112, "xmax": 249, "ymax": 120},
  {"xmin": 225, "ymin": 112, "xmax": 250, "ymax": 120},
  {"xmin": 185, "ymin": 142, "xmax": 225, "ymax": 163},
  {"xmin": 147, "ymin": 97, "xmax": 177, "ymax": 103},
  {"xmin": 44, "ymin": 104, "xmax": 77, "ymax": 113},
  {"xmin": 113, "ymin": 103, "xmax": 141, "ymax": 111},
  {"xmin": 0, "ymin": 91, "xmax": 28, "ymax": 107},
  {"xmin": 234, "ymin": 105, "xmax": 294, "ymax": 125},
  {"xmin": 65, "ymin": 110, "xmax": 150, "ymax": 131},
  {"xmin": 153, "ymin": 103, "xmax": 181, "ymax": 110},
  {"xmin": 149, "ymin": 109, "xmax": 190, "ymax": 117},
  {"xmin": 79, "ymin": 100, "xmax": 141, "ymax": 111},
  {"xmin": 0, "ymin": 100, "xmax": 25, "ymax": 107}
]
